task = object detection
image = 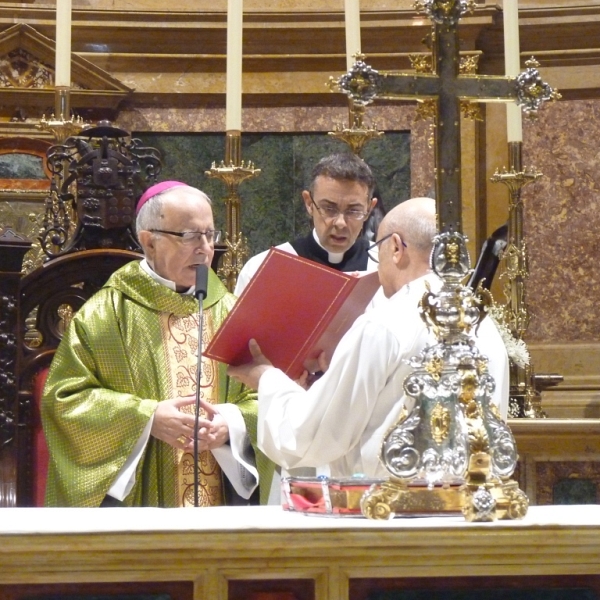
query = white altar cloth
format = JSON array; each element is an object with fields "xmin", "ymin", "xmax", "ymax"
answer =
[{"xmin": 0, "ymin": 504, "xmax": 599, "ymax": 535}]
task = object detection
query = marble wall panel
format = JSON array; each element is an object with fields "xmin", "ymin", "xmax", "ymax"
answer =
[
  {"xmin": 123, "ymin": 103, "xmax": 433, "ymax": 257},
  {"xmin": 14, "ymin": 93, "xmax": 584, "ymax": 346},
  {"xmin": 66, "ymin": 0, "xmax": 563, "ymax": 11},
  {"xmin": 117, "ymin": 104, "xmax": 434, "ymax": 196},
  {"xmin": 124, "ymin": 98, "xmax": 600, "ymax": 346},
  {"xmin": 522, "ymin": 99, "xmax": 600, "ymax": 344},
  {"xmin": 135, "ymin": 130, "xmax": 411, "ymax": 257},
  {"xmin": 536, "ymin": 460, "xmax": 600, "ymax": 505},
  {"xmin": 68, "ymin": 1, "xmax": 420, "ymax": 11}
]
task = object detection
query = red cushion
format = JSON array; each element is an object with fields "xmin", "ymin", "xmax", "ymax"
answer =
[{"xmin": 32, "ymin": 367, "xmax": 50, "ymax": 507}]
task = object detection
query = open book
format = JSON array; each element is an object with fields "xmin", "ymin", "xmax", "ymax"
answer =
[{"xmin": 204, "ymin": 247, "xmax": 381, "ymax": 380}]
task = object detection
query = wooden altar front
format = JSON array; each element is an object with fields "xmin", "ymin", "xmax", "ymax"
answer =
[{"xmin": 0, "ymin": 505, "xmax": 599, "ymax": 600}]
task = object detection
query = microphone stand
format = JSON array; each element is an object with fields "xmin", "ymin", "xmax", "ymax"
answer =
[{"xmin": 193, "ymin": 264, "xmax": 209, "ymax": 507}]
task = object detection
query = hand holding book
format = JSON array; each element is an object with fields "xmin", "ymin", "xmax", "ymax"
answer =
[
  {"xmin": 204, "ymin": 248, "xmax": 381, "ymax": 380},
  {"xmin": 227, "ymin": 338, "xmax": 274, "ymax": 389}
]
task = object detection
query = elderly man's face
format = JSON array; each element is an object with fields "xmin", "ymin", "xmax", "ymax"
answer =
[
  {"xmin": 302, "ymin": 176, "xmax": 374, "ymax": 255},
  {"xmin": 143, "ymin": 190, "xmax": 215, "ymax": 291}
]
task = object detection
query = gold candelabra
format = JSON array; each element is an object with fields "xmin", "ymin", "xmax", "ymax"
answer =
[
  {"xmin": 490, "ymin": 141, "xmax": 546, "ymax": 418},
  {"xmin": 37, "ymin": 87, "xmax": 88, "ymax": 143},
  {"xmin": 328, "ymin": 53, "xmax": 384, "ymax": 155},
  {"xmin": 328, "ymin": 97, "xmax": 384, "ymax": 155},
  {"xmin": 206, "ymin": 131, "xmax": 261, "ymax": 292}
]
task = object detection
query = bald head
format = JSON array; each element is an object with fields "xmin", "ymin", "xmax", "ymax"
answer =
[
  {"xmin": 376, "ymin": 197, "xmax": 437, "ymax": 297},
  {"xmin": 379, "ymin": 197, "xmax": 437, "ymax": 254}
]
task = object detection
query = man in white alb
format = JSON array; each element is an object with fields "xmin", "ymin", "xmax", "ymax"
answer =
[{"xmin": 226, "ymin": 197, "xmax": 509, "ymax": 481}]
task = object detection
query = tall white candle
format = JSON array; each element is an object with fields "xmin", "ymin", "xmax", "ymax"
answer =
[
  {"xmin": 226, "ymin": 0, "xmax": 243, "ymax": 131},
  {"xmin": 55, "ymin": 0, "xmax": 72, "ymax": 87},
  {"xmin": 344, "ymin": 0, "xmax": 361, "ymax": 72},
  {"xmin": 503, "ymin": 0, "xmax": 523, "ymax": 142}
]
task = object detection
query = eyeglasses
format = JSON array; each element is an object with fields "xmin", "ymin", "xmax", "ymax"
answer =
[
  {"xmin": 309, "ymin": 193, "xmax": 370, "ymax": 222},
  {"xmin": 366, "ymin": 232, "xmax": 407, "ymax": 263},
  {"xmin": 149, "ymin": 229, "xmax": 222, "ymax": 245}
]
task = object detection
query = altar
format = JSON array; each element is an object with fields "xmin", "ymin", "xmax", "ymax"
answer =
[{"xmin": 0, "ymin": 505, "xmax": 599, "ymax": 600}]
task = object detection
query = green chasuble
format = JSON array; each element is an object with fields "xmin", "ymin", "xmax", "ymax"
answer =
[{"xmin": 42, "ymin": 261, "xmax": 275, "ymax": 507}]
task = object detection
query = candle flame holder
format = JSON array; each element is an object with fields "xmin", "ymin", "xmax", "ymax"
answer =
[
  {"xmin": 328, "ymin": 53, "xmax": 384, "ymax": 155},
  {"xmin": 490, "ymin": 141, "xmax": 548, "ymax": 418},
  {"xmin": 206, "ymin": 131, "xmax": 261, "ymax": 292},
  {"xmin": 36, "ymin": 87, "xmax": 89, "ymax": 143}
]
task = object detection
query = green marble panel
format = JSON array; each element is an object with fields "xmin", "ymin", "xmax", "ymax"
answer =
[
  {"xmin": 0, "ymin": 153, "xmax": 46, "ymax": 179},
  {"xmin": 553, "ymin": 478, "xmax": 597, "ymax": 505},
  {"xmin": 135, "ymin": 132, "xmax": 410, "ymax": 257}
]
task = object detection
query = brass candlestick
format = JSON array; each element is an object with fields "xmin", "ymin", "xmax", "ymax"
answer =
[
  {"xmin": 37, "ymin": 87, "xmax": 87, "ymax": 143},
  {"xmin": 206, "ymin": 131, "xmax": 261, "ymax": 292},
  {"xmin": 328, "ymin": 53, "xmax": 384, "ymax": 155},
  {"xmin": 490, "ymin": 141, "xmax": 545, "ymax": 418}
]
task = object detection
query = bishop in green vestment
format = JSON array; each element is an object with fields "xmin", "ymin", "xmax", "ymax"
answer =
[{"xmin": 42, "ymin": 182, "xmax": 274, "ymax": 507}]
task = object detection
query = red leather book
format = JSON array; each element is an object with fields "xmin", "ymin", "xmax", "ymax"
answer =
[{"xmin": 204, "ymin": 247, "xmax": 381, "ymax": 380}]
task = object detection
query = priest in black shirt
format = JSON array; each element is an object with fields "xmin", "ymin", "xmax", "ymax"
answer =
[{"xmin": 234, "ymin": 153, "xmax": 379, "ymax": 296}]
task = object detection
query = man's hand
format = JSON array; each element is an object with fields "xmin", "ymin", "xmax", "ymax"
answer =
[
  {"xmin": 227, "ymin": 338, "xmax": 273, "ymax": 389},
  {"xmin": 301, "ymin": 350, "xmax": 330, "ymax": 378},
  {"xmin": 198, "ymin": 399, "xmax": 230, "ymax": 449},
  {"xmin": 297, "ymin": 351, "xmax": 330, "ymax": 389},
  {"xmin": 151, "ymin": 396, "xmax": 229, "ymax": 452}
]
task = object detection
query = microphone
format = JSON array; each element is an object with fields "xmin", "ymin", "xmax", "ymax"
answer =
[
  {"xmin": 195, "ymin": 264, "xmax": 209, "ymax": 300},
  {"xmin": 193, "ymin": 264, "xmax": 209, "ymax": 507}
]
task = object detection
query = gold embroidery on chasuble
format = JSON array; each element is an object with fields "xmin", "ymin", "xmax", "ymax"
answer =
[{"xmin": 159, "ymin": 311, "xmax": 223, "ymax": 507}]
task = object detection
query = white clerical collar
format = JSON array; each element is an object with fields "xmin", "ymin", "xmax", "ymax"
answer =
[
  {"xmin": 312, "ymin": 229, "xmax": 344, "ymax": 264},
  {"xmin": 140, "ymin": 259, "xmax": 195, "ymax": 295}
]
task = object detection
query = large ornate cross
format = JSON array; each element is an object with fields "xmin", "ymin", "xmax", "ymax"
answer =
[{"xmin": 336, "ymin": 0, "xmax": 556, "ymax": 234}]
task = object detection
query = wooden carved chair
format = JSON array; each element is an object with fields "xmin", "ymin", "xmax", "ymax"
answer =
[{"xmin": 17, "ymin": 248, "xmax": 143, "ymax": 506}]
